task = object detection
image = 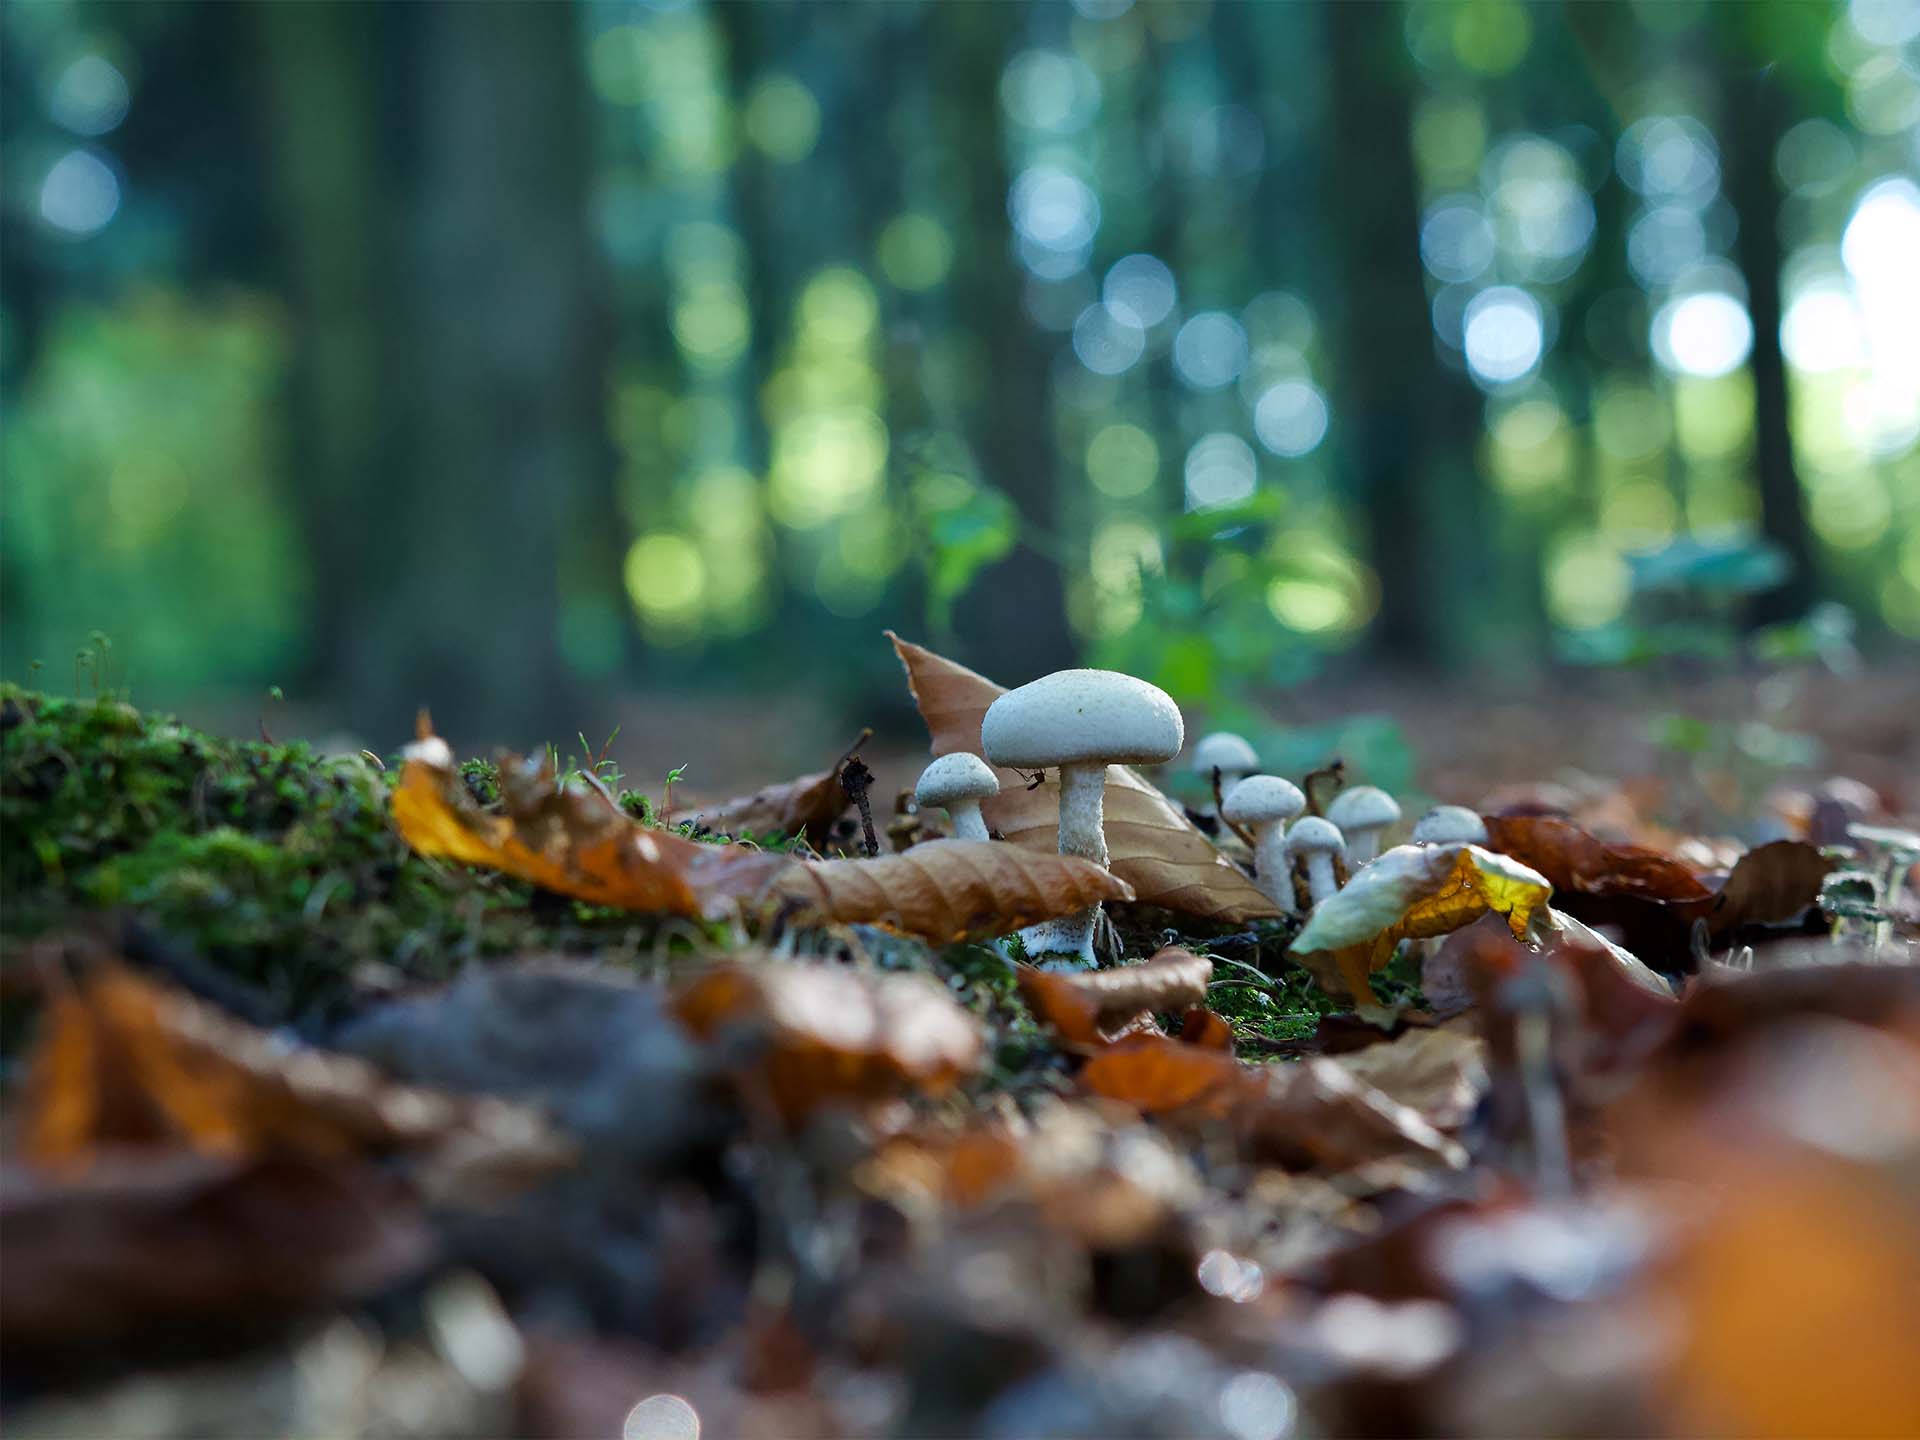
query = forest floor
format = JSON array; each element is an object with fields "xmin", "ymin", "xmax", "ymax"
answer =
[{"xmin": 3, "ymin": 650, "xmax": 1919, "ymax": 1438}]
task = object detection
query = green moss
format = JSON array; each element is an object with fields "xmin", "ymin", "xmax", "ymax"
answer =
[{"xmin": 0, "ymin": 686, "xmax": 705, "ymax": 1018}]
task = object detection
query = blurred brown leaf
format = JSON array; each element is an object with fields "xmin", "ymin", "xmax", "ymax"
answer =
[
  {"xmin": 672, "ymin": 960, "xmax": 985, "ymax": 1120},
  {"xmin": 1328, "ymin": 1023, "xmax": 1488, "ymax": 1132},
  {"xmin": 0, "ymin": 1155, "xmax": 430, "ymax": 1363},
  {"xmin": 692, "ymin": 730, "xmax": 868, "ymax": 847},
  {"xmin": 1017, "ymin": 946, "xmax": 1214, "ymax": 1048},
  {"xmin": 1707, "ymin": 838, "xmax": 1835, "ymax": 936},
  {"xmin": 1081, "ymin": 1037, "xmax": 1465, "ymax": 1173},
  {"xmin": 16, "ymin": 965, "xmax": 558, "ymax": 1176},
  {"xmin": 772, "ymin": 837, "xmax": 1132, "ymax": 944},
  {"xmin": 393, "ymin": 729, "xmax": 789, "ymax": 920},
  {"xmin": 887, "ymin": 632, "xmax": 1279, "ymax": 923}
]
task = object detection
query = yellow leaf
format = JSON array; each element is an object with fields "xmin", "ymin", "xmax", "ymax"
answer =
[
  {"xmin": 1290, "ymin": 842, "xmax": 1552, "ymax": 1001},
  {"xmin": 887, "ymin": 632, "xmax": 1278, "ymax": 923},
  {"xmin": 392, "ymin": 732, "xmax": 789, "ymax": 921}
]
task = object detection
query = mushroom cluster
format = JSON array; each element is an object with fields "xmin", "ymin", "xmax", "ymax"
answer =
[{"xmin": 908, "ymin": 667, "xmax": 1467, "ymax": 963}]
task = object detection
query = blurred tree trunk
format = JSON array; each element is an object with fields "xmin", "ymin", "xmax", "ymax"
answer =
[
  {"xmin": 256, "ymin": 2, "xmax": 618, "ymax": 746},
  {"xmin": 1724, "ymin": 62, "xmax": 1820, "ymax": 625},
  {"xmin": 934, "ymin": 4, "xmax": 1078, "ymax": 681},
  {"xmin": 1323, "ymin": 2, "xmax": 1502, "ymax": 667}
]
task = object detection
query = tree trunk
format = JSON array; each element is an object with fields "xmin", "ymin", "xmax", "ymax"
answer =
[
  {"xmin": 257, "ymin": 3, "xmax": 618, "ymax": 747},
  {"xmin": 1725, "ymin": 63, "xmax": 1819, "ymax": 625},
  {"xmin": 1323, "ymin": 1, "xmax": 1490, "ymax": 667},
  {"xmin": 934, "ymin": 4, "xmax": 1078, "ymax": 681}
]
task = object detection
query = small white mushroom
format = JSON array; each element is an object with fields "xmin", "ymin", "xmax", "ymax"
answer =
[
  {"xmin": 914, "ymin": 752, "xmax": 1000, "ymax": 842},
  {"xmin": 1190, "ymin": 732, "xmax": 1260, "ymax": 813},
  {"xmin": 1287, "ymin": 816, "xmax": 1346, "ymax": 907},
  {"xmin": 1221, "ymin": 775, "xmax": 1306, "ymax": 913},
  {"xmin": 1326, "ymin": 786, "xmax": 1400, "ymax": 866},
  {"xmin": 1411, "ymin": 804, "xmax": 1487, "ymax": 846},
  {"xmin": 982, "ymin": 668, "xmax": 1185, "ymax": 964}
]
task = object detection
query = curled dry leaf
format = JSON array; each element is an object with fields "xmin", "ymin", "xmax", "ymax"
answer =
[
  {"xmin": 1290, "ymin": 842, "xmax": 1553, "ymax": 1005},
  {"xmin": 691, "ymin": 729, "xmax": 869, "ymax": 847},
  {"xmin": 393, "ymin": 728, "xmax": 790, "ymax": 920},
  {"xmin": 671, "ymin": 960, "xmax": 985, "ymax": 1119},
  {"xmin": 1018, "ymin": 946, "xmax": 1216, "ymax": 1048},
  {"xmin": 771, "ymin": 837, "xmax": 1131, "ymax": 944},
  {"xmin": 1080, "ymin": 1037, "xmax": 1465, "ymax": 1173},
  {"xmin": 16, "ymin": 965, "xmax": 562, "ymax": 1178},
  {"xmin": 887, "ymin": 632, "xmax": 1278, "ymax": 923},
  {"xmin": 1707, "ymin": 838, "xmax": 1835, "ymax": 936},
  {"xmin": 1325, "ymin": 1023, "xmax": 1488, "ymax": 1132}
]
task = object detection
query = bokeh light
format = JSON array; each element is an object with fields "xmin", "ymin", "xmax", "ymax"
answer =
[
  {"xmin": 38, "ymin": 149, "xmax": 120, "ymax": 235},
  {"xmin": 1653, "ymin": 292, "xmax": 1754, "ymax": 379},
  {"xmin": 1463, "ymin": 286, "xmax": 1545, "ymax": 387}
]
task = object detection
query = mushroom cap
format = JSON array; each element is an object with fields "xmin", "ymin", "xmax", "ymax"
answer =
[
  {"xmin": 1221, "ymin": 774, "xmax": 1305, "ymax": 826},
  {"xmin": 915, "ymin": 752, "xmax": 1000, "ymax": 807},
  {"xmin": 1192, "ymin": 731, "xmax": 1259, "ymax": 776},
  {"xmin": 981, "ymin": 668, "xmax": 1184, "ymax": 771},
  {"xmin": 1286, "ymin": 815, "xmax": 1346, "ymax": 856},
  {"xmin": 1327, "ymin": 786, "xmax": 1401, "ymax": 833},
  {"xmin": 1412, "ymin": 804, "xmax": 1487, "ymax": 845}
]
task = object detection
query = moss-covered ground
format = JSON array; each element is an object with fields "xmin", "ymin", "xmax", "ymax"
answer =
[{"xmin": 1, "ymin": 683, "xmax": 1358, "ymax": 1049}]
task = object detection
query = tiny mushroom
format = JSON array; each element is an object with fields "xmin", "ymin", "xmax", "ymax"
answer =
[
  {"xmin": 1287, "ymin": 816, "xmax": 1346, "ymax": 907},
  {"xmin": 1191, "ymin": 731, "xmax": 1260, "ymax": 811},
  {"xmin": 1221, "ymin": 775, "xmax": 1306, "ymax": 913},
  {"xmin": 1327, "ymin": 786, "xmax": 1401, "ymax": 866},
  {"xmin": 981, "ymin": 668, "xmax": 1184, "ymax": 964},
  {"xmin": 1411, "ymin": 804, "xmax": 1488, "ymax": 846},
  {"xmin": 914, "ymin": 752, "xmax": 1000, "ymax": 842}
]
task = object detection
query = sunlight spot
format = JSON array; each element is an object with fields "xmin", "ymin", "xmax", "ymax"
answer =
[
  {"xmin": 1462, "ymin": 287, "xmax": 1543, "ymax": 387},
  {"xmin": 1654, "ymin": 292, "xmax": 1752, "ymax": 378}
]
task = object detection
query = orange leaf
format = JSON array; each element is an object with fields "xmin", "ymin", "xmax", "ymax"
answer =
[
  {"xmin": 1080, "ymin": 1035, "xmax": 1247, "ymax": 1114},
  {"xmin": 672, "ymin": 960, "xmax": 985, "ymax": 1120},
  {"xmin": 16, "ymin": 966, "xmax": 555, "ymax": 1174},
  {"xmin": 770, "ymin": 838, "xmax": 1131, "ymax": 943},
  {"xmin": 393, "ymin": 732, "xmax": 790, "ymax": 920},
  {"xmin": 1482, "ymin": 814, "xmax": 1713, "ymax": 961},
  {"xmin": 887, "ymin": 632, "xmax": 1278, "ymax": 923},
  {"xmin": 1018, "ymin": 946, "xmax": 1215, "ymax": 1047}
]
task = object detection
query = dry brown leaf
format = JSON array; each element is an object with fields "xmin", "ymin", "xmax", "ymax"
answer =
[
  {"xmin": 887, "ymin": 632, "xmax": 1278, "ymax": 923},
  {"xmin": 15, "ymin": 965, "xmax": 563, "ymax": 1178},
  {"xmin": 1017, "ymin": 946, "xmax": 1214, "ymax": 1047},
  {"xmin": 1708, "ymin": 838, "xmax": 1835, "ymax": 935},
  {"xmin": 1080, "ymin": 1036, "xmax": 1465, "ymax": 1173},
  {"xmin": 1482, "ymin": 814, "xmax": 1713, "ymax": 960},
  {"xmin": 671, "ymin": 960, "xmax": 985, "ymax": 1119},
  {"xmin": 393, "ymin": 728, "xmax": 790, "ymax": 920},
  {"xmin": 690, "ymin": 730, "xmax": 868, "ymax": 847},
  {"xmin": 770, "ymin": 837, "xmax": 1131, "ymax": 944},
  {"xmin": 1325, "ymin": 1023, "xmax": 1488, "ymax": 1132}
]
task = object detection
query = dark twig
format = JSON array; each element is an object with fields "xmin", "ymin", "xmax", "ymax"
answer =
[
  {"xmin": 1212, "ymin": 767, "xmax": 1259, "ymax": 850},
  {"xmin": 1301, "ymin": 758, "xmax": 1346, "ymax": 818},
  {"xmin": 840, "ymin": 756, "xmax": 880, "ymax": 857}
]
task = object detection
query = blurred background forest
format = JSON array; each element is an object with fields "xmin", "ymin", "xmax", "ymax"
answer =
[{"xmin": 2, "ymin": 0, "xmax": 1917, "ymax": 771}]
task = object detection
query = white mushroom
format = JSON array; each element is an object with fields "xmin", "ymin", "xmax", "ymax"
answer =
[
  {"xmin": 1190, "ymin": 731, "xmax": 1259, "ymax": 813},
  {"xmin": 981, "ymin": 668, "xmax": 1184, "ymax": 964},
  {"xmin": 1221, "ymin": 775, "xmax": 1306, "ymax": 913},
  {"xmin": 1411, "ymin": 805, "xmax": 1487, "ymax": 846},
  {"xmin": 914, "ymin": 753, "xmax": 1000, "ymax": 842},
  {"xmin": 1287, "ymin": 816, "xmax": 1346, "ymax": 907},
  {"xmin": 1326, "ymin": 786, "xmax": 1400, "ymax": 865}
]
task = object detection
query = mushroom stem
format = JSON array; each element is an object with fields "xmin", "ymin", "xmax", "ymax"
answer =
[
  {"xmin": 1302, "ymin": 850, "xmax": 1339, "ymax": 906},
  {"xmin": 948, "ymin": 800, "xmax": 989, "ymax": 843},
  {"xmin": 1347, "ymin": 828, "xmax": 1384, "ymax": 866},
  {"xmin": 1253, "ymin": 823, "xmax": 1294, "ymax": 914},
  {"xmin": 1024, "ymin": 762, "xmax": 1109, "ymax": 963}
]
